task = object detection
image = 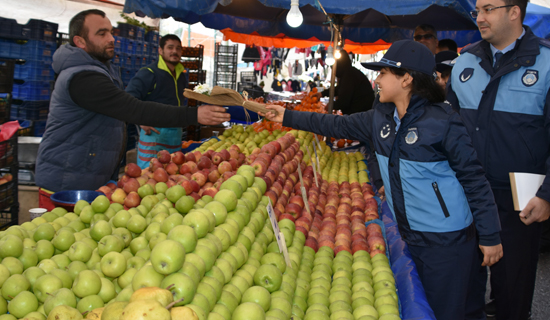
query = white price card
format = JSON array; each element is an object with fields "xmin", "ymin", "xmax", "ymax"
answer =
[
  {"xmin": 301, "ymin": 186, "xmax": 311, "ymax": 214},
  {"xmin": 314, "ymin": 134, "xmax": 322, "ymax": 152},
  {"xmin": 312, "ymin": 142, "xmax": 321, "ymax": 177},
  {"xmin": 278, "ymin": 231, "xmax": 293, "ymax": 268},
  {"xmin": 266, "ymin": 199, "xmax": 280, "ymax": 236}
]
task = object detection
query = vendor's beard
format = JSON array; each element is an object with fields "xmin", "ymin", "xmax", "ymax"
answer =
[{"xmin": 87, "ymin": 40, "xmax": 115, "ymax": 63}]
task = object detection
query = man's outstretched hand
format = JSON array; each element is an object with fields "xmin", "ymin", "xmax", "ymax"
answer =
[{"xmin": 197, "ymin": 105, "xmax": 231, "ymax": 125}]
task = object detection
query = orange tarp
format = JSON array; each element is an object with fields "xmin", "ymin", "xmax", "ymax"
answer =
[{"xmin": 220, "ymin": 28, "xmax": 391, "ymax": 54}]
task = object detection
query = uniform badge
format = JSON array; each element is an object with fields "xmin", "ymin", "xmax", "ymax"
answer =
[
  {"xmin": 459, "ymin": 68, "xmax": 474, "ymax": 82},
  {"xmin": 380, "ymin": 124, "xmax": 391, "ymax": 139},
  {"xmin": 522, "ymin": 70, "xmax": 538, "ymax": 87},
  {"xmin": 405, "ymin": 128, "xmax": 418, "ymax": 145}
]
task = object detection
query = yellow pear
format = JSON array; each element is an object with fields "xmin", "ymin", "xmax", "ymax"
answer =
[
  {"xmin": 120, "ymin": 300, "xmax": 171, "ymax": 320},
  {"xmin": 46, "ymin": 305, "xmax": 83, "ymax": 320},
  {"xmin": 100, "ymin": 301, "xmax": 128, "ymax": 320},
  {"xmin": 129, "ymin": 287, "xmax": 174, "ymax": 307},
  {"xmin": 85, "ymin": 307, "xmax": 104, "ymax": 320},
  {"xmin": 171, "ymin": 306, "xmax": 199, "ymax": 320}
]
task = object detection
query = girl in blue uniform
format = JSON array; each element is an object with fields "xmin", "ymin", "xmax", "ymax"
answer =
[{"xmin": 262, "ymin": 40, "xmax": 503, "ymax": 320}]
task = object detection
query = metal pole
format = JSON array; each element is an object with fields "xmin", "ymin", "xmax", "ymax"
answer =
[
  {"xmin": 326, "ymin": 28, "xmax": 339, "ymax": 115},
  {"xmin": 188, "ymin": 25, "xmax": 191, "ymax": 47}
]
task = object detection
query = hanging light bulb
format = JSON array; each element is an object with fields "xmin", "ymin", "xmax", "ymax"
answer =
[
  {"xmin": 326, "ymin": 46, "xmax": 335, "ymax": 66},
  {"xmin": 286, "ymin": 0, "xmax": 303, "ymax": 28},
  {"xmin": 334, "ymin": 48, "xmax": 341, "ymax": 59}
]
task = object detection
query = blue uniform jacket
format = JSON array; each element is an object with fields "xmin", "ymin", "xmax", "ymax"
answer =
[
  {"xmin": 283, "ymin": 95, "xmax": 501, "ymax": 247},
  {"xmin": 447, "ymin": 26, "xmax": 550, "ymax": 204}
]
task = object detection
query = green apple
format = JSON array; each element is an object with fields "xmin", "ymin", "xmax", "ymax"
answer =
[
  {"xmin": 72, "ymin": 270, "xmax": 101, "ymax": 298},
  {"xmin": 151, "ymin": 240, "xmax": 185, "ymax": 275},
  {"xmin": 0, "ymin": 235, "xmax": 23, "ymax": 259},
  {"xmin": 373, "ymin": 280, "xmax": 396, "ymax": 293},
  {"xmin": 2, "ymin": 274, "xmax": 30, "ymax": 299},
  {"xmin": 23, "ymin": 267, "xmax": 45, "ymax": 287},
  {"xmin": 98, "ymin": 277, "xmax": 116, "ymax": 303},
  {"xmin": 190, "ymin": 292, "xmax": 211, "ymax": 314},
  {"xmin": 100, "ymin": 252, "xmax": 127, "ymax": 278},
  {"xmin": 91, "ymin": 195, "xmax": 110, "ymax": 213},
  {"xmin": 101, "ymin": 301, "xmax": 128, "ymax": 320},
  {"xmin": 7, "ymin": 291, "xmax": 38, "ymax": 318},
  {"xmin": 68, "ymin": 241, "xmax": 93, "ymax": 263},
  {"xmin": 127, "ymin": 256, "xmax": 146, "ymax": 270},
  {"xmin": 270, "ymin": 296, "xmax": 292, "ymax": 318},
  {"xmin": 175, "ymin": 196, "xmax": 195, "ymax": 215},
  {"xmin": 117, "ymin": 268, "xmax": 137, "ymax": 289},
  {"xmin": 66, "ymin": 261, "xmax": 87, "ymax": 281},
  {"xmin": 233, "ymin": 301, "xmax": 265, "ymax": 319},
  {"xmin": 131, "ymin": 265, "xmax": 164, "ymax": 291},
  {"xmin": 166, "ymin": 185, "xmax": 186, "ymax": 203},
  {"xmin": 182, "ymin": 211, "xmax": 211, "ymax": 238},
  {"xmin": 112, "ymin": 210, "xmax": 131, "ymax": 228},
  {"xmin": 161, "ymin": 273, "xmax": 195, "ymax": 306},
  {"xmin": 33, "ymin": 274, "xmax": 63, "ymax": 302},
  {"xmin": 77, "ymin": 294, "xmax": 104, "ymax": 314},
  {"xmin": 179, "ymin": 262, "xmax": 201, "ymax": 287},
  {"xmin": 278, "ymin": 219, "xmax": 295, "ymax": 234},
  {"xmin": 44, "ymin": 288, "xmax": 77, "ymax": 315},
  {"xmin": 374, "ymin": 288, "xmax": 398, "ymax": 302},
  {"xmin": 212, "ymin": 227, "xmax": 231, "ymax": 252},
  {"xmin": 195, "ymin": 208, "xmax": 216, "ymax": 232},
  {"xmin": 217, "ymin": 290, "xmax": 239, "ymax": 313},
  {"xmin": 160, "ymin": 213, "xmax": 183, "ymax": 234},
  {"xmin": 37, "ymin": 259, "xmax": 58, "ymax": 274},
  {"xmin": 126, "ymin": 215, "xmax": 147, "ymax": 234},
  {"xmin": 49, "ymin": 269, "xmax": 72, "ymax": 289},
  {"xmin": 74, "ymin": 199, "xmax": 89, "ymax": 215},
  {"xmin": 17, "ymin": 248, "xmax": 38, "ymax": 270},
  {"xmin": 166, "ymin": 225, "xmax": 196, "ymax": 254},
  {"xmin": 260, "ymin": 253, "xmax": 286, "ymax": 274},
  {"xmin": 98, "ymin": 235, "xmax": 125, "ymax": 256},
  {"xmin": 129, "ymin": 237, "xmax": 149, "ymax": 255},
  {"xmin": 219, "ymin": 223, "xmax": 239, "ymax": 245},
  {"xmin": 254, "ymin": 264, "xmax": 282, "ymax": 293},
  {"xmin": 213, "ymin": 189, "xmax": 238, "ymax": 212},
  {"xmin": 242, "ymin": 286, "xmax": 271, "ymax": 312},
  {"xmin": 204, "ymin": 201, "xmax": 227, "ymax": 226},
  {"xmin": 33, "ymin": 223, "xmax": 56, "ymax": 242},
  {"xmin": 353, "ymin": 304, "xmax": 379, "ymax": 319},
  {"xmin": 51, "ymin": 229, "xmax": 75, "ymax": 252}
]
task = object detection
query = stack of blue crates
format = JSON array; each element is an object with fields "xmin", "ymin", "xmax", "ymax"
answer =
[
  {"xmin": 111, "ymin": 23, "xmax": 159, "ymax": 87},
  {"xmin": 0, "ymin": 17, "xmax": 57, "ymax": 137}
]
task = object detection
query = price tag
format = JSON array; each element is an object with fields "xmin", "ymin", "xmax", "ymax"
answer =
[
  {"xmin": 305, "ymin": 145, "xmax": 319, "ymax": 187},
  {"xmin": 266, "ymin": 199, "xmax": 280, "ymax": 236},
  {"xmin": 278, "ymin": 231, "xmax": 293, "ymax": 268}
]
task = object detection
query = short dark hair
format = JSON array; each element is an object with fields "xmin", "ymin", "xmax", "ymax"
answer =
[
  {"xmin": 388, "ymin": 67, "xmax": 445, "ymax": 103},
  {"xmin": 69, "ymin": 9, "xmax": 106, "ymax": 47},
  {"xmin": 415, "ymin": 24, "xmax": 437, "ymax": 36},
  {"xmin": 503, "ymin": 0, "xmax": 528, "ymax": 22},
  {"xmin": 438, "ymin": 39, "xmax": 458, "ymax": 52},
  {"xmin": 159, "ymin": 34, "xmax": 182, "ymax": 49}
]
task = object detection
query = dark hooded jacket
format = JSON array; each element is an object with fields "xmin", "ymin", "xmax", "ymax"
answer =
[{"xmin": 323, "ymin": 51, "xmax": 375, "ymax": 114}]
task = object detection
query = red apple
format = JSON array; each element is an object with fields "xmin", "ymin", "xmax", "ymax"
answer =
[
  {"xmin": 198, "ymin": 156, "xmax": 212, "ymax": 169},
  {"xmin": 123, "ymin": 178, "xmax": 140, "ymax": 193},
  {"xmin": 124, "ymin": 191, "xmax": 141, "ymax": 208},
  {"xmin": 165, "ymin": 162, "xmax": 179, "ymax": 175},
  {"xmin": 191, "ymin": 172, "xmax": 207, "ymax": 187},
  {"xmin": 218, "ymin": 161, "xmax": 232, "ymax": 175},
  {"xmin": 203, "ymin": 187, "xmax": 218, "ymax": 198},
  {"xmin": 279, "ymin": 214, "xmax": 296, "ymax": 223},
  {"xmin": 208, "ymin": 170, "xmax": 221, "ymax": 183},
  {"xmin": 157, "ymin": 150, "xmax": 171, "ymax": 164},
  {"xmin": 124, "ymin": 163, "xmax": 142, "ymax": 178}
]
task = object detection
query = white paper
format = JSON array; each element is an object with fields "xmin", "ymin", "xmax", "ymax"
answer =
[{"xmin": 509, "ymin": 172, "xmax": 545, "ymax": 210}]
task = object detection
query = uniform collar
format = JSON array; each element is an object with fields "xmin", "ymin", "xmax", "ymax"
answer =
[
  {"xmin": 490, "ymin": 27, "xmax": 525, "ymax": 57},
  {"xmin": 376, "ymin": 94, "xmax": 429, "ymax": 116}
]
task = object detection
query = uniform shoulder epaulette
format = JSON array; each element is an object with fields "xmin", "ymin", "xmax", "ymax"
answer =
[
  {"xmin": 539, "ymin": 38, "xmax": 550, "ymax": 49},
  {"xmin": 459, "ymin": 40, "xmax": 483, "ymax": 54}
]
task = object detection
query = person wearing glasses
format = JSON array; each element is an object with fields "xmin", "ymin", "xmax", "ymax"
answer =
[
  {"xmin": 447, "ymin": 0, "xmax": 550, "ymax": 319},
  {"xmin": 413, "ymin": 24, "xmax": 439, "ymax": 55}
]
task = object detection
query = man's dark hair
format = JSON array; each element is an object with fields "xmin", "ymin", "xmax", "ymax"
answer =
[
  {"xmin": 503, "ymin": 0, "xmax": 528, "ymax": 22},
  {"xmin": 438, "ymin": 39, "xmax": 458, "ymax": 52},
  {"xmin": 415, "ymin": 24, "xmax": 437, "ymax": 36},
  {"xmin": 388, "ymin": 67, "xmax": 445, "ymax": 103},
  {"xmin": 69, "ymin": 9, "xmax": 106, "ymax": 47},
  {"xmin": 159, "ymin": 34, "xmax": 182, "ymax": 49}
]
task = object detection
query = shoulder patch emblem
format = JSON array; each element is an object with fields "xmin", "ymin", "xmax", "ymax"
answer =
[
  {"xmin": 405, "ymin": 128, "xmax": 418, "ymax": 145},
  {"xmin": 380, "ymin": 124, "xmax": 391, "ymax": 139},
  {"xmin": 459, "ymin": 68, "xmax": 474, "ymax": 82},
  {"xmin": 522, "ymin": 70, "xmax": 538, "ymax": 87}
]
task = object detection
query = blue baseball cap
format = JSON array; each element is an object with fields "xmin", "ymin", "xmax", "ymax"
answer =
[{"xmin": 361, "ymin": 40, "xmax": 436, "ymax": 77}]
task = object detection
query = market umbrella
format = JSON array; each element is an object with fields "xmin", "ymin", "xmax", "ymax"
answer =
[{"xmin": 124, "ymin": 0, "xmax": 483, "ymax": 47}]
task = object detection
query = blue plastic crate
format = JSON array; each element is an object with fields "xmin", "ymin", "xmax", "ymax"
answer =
[
  {"xmin": 14, "ymin": 59, "xmax": 54, "ymax": 81},
  {"xmin": 115, "ymin": 23, "xmax": 137, "ymax": 39},
  {"xmin": 0, "ymin": 17, "xmax": 28, "ymax": 40},
  {"xmin": 111, "ymin": 53, "xmax": 122, "ymax": 66},
  {"xmin": 0, "ymin": 39, "xmax": 56, "ymax": 61},
  {"xmin": 141, "ymin": 42, "xmax": 149, "ymax": 55},
  {"xmin": 113, "ymin": 36, "xmax": 123, "ymax": 52},
  {"xmin": 120, "ymin": 54, "xmax": 135, "ymax": 69},
  {"xmin": 12, "ymin": 81, "xmax": 51, "ymax": 100},
  {"xmin": 33, "ymin": 120, "xmax": 47, "ymax": 137},
  {"xmin": 10, "ymin": 100, "xmax": 49, "ymax": 121},
  {"xmin": 120, "ymin": 67, "xmax": 134, "ymax": 84},
  {"xmin": 135, "ymin": 41, "xmax": 144, "ymax": 56},
  {"xmin": 26, "ymin": 19, "xmax": 58, "ymax": 42},
  {"xmin": 135, "ymin": 27, "xmax": 145, "ymax": 41},
  {"xmin": 148, "ymin": 44, "xmax": 159, "ymax": 56},
  {"xmin": 122, "ymin": 39, "xmax": 136, "ymax": 55},
  {"xmin": 145, "ymin": 31, "xmax": 159, "ymax": 44}
]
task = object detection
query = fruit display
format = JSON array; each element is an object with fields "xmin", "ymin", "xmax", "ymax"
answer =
[
  {"xmin": 0, "ymin": 128, "xmax": 403, "ymax": 320},
  {"xmin": 0, "ymin": 173, "xmax": 13, "ymax": 185}
]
